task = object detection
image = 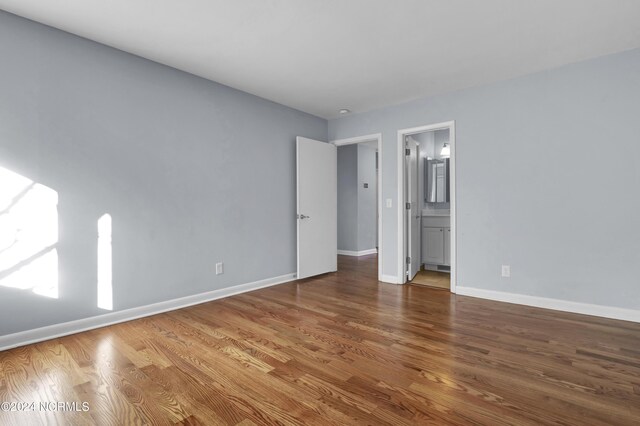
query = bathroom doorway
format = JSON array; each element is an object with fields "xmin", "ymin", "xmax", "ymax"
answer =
[{"xmin": 398, "ymin": 122, "xmax": 456, "ymax": 291}]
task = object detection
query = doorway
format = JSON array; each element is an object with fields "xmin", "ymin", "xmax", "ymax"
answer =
[
  {"xmin": 332, "ymin": 134, "xmax": 383, "ymax": 281},
  {"xmin": 397, "ymin": 122, "xmax": 456, "ymax": 292}
]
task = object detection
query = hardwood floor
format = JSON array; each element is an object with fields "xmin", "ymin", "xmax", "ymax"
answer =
[{"xmin": 1, "ymin": 254, "xmax": 640, "ymax": 425}]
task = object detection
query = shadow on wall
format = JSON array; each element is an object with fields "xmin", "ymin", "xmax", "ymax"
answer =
[{"xmin": 0, "ymin": 166, "xmax": 112, "ymax": 310}]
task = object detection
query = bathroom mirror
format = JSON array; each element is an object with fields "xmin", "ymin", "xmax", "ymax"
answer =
[{"xmin": 425, "ymin": 158, "xmax": 449, "ymax": 203}]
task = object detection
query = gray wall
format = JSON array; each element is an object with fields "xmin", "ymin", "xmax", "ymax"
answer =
[
  {"xmin": 357, "ymin": 145, "xmax": 377, "ymax": 251},
  {"xmin": 0, "ymin": 11, "xmax": 326, "ymax": 336},
  {"xmin": 337, "ymin": 145, "xmax": 358, "ymax": 251},
  {"xmin": 330, "ymin": 47, "xmax": 640, "ymax": 310}
]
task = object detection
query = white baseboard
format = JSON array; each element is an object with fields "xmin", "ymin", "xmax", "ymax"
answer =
[
  {"xmin": 337, "ymin": 248, "xmax": 378, "ymax": 257},
  {"xmin": 456, "ymin": 286, "xmax": 640, "ymax": 323},
  {"xmin": 0, "ymin": 272, "xmax": 297, "ymax": 352},
  {"xmin": 380, "ymin": 274, "xmax": 402, "ymax": 284}
]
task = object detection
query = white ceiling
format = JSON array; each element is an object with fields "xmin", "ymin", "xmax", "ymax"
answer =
[{"xmin": 1, "ymin": 1, "xmax": 640, "ymax": 119}]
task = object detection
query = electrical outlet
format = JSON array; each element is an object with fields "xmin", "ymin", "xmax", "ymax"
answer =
[
  {"xmin": 216, "ymin": 262, "xmax": 224, "ymax": 275},
  {"xmin": 501, "ymin": 265, "xmax": 510, "ymax": 278}
]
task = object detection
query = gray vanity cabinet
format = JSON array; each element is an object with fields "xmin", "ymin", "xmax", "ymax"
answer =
[{"xmin": 422, "ymin": 216, "xmax": 451, "ymax": 267}]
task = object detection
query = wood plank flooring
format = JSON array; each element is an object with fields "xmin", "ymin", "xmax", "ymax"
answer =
[
  {"xmin": 1, "ymin": 254, "xmax": 640, "ymax": 425},
  {"xmin": 410, "ymin": 269, "xmax": 450, "ymax": 290}
]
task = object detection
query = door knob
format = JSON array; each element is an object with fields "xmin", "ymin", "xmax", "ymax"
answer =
[{"xmin": 298, "ymin": 214, "xmax": 310, "ymax": 219}]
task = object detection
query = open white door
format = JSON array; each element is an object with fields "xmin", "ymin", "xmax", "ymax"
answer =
[
  {"xmin": 406, "ymin": 137, "xmax": 420, "ymax": 281},
  {"xmin": 297, "ymin": 137, "xmax": 337, "ymax": 279}
]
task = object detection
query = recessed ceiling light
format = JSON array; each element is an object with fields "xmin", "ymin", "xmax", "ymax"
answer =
[{"xmin": 339, "ymin": 108, "xmax": 350, "ymax": 115}]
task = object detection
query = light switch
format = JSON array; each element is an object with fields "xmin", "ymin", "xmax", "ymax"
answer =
[{"xmin": 386, "ymin": 198, "xmax": 392, "ymax": 208}]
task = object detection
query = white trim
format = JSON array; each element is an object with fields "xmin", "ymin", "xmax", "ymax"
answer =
[
  {"xmin": 333, "ymin": 133, "xmax": 381, "ymax": 146},
  {"xmin": 337, "ymin": 248, "xmax": 378, "ymax": 257},
  {"xmin": 296, "ymin": 138, "xmax": 301, "ymax": 276},
  {"xmin": 0, "ymin": 273, "xmax": 297, "ymax": 352},
  {"xmin": 331, "ymin": 133, "xmax": 383, "ymax": 282},
  {"xmin": 456, "ymin": 286, "xmax": 640, "ymax": 323},
  {"xmin": 397, "ymin": 121, "xmax": 457, "ymax": 292},
  {"xmin": 380, "ymin": 274, "xmax": 402, "ymax": 284},
  {"xmin": 397, "ymin": 131, "xmax": 404, "ymax": 285}
]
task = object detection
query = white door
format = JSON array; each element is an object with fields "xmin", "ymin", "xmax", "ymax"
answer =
[
  {"xmin": 296, "ymin": 137, "xmax": 337, "ymax": 279},
  {"xmin": 406, "ymin": 137, "xmax": 420, "ymax": 280}
]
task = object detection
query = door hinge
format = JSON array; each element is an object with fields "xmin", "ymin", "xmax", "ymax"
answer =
[
  {"xmin": 406, "ymin": 256, "xmax": 411, "ymax": 264},
  {"xmin": 405, "ymin": 148, "xmax": 410, "ymax": 155},
  {"xmin": 406, "ymin": 202, "xmax": 411, "ymax": 210}
]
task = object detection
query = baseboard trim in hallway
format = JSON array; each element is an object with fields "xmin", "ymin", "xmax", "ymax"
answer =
[
  {"xmin": 457, "ymin": 286, "xmax": 640, "ymax": 323},
  {"xmin": 337, "ymin": 248, "xmax": 378, "ymax": 256},
  {"xmin": 0, "ymin": 272, "xmax": 297, "ymax": 351}
]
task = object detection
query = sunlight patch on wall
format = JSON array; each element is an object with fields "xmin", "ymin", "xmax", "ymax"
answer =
[
  {"xmin": 0, "ymin": 166, "xmax": 59, "ymax": 298},
  {"xmin": 97, "ymin": 213, "xmax": 112, "ymax": 310}
]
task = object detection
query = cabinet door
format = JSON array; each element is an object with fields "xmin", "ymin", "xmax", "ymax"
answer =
[
  {"xmin": 424, "ymin": 227, "xmax": 444, "ymax": 265},
  {"xmin": 443, "ymin": 227, "xmax": 451, "ymax": 266}
]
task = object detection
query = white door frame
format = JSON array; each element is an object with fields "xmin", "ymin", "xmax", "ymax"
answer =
[
  {"xmin": 397, "ymin": 121, "xmax": 457, "ymax": 292},
  {"xmin": 331, "ymin": 133, "xmax": 383, "ymax": 281}
]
